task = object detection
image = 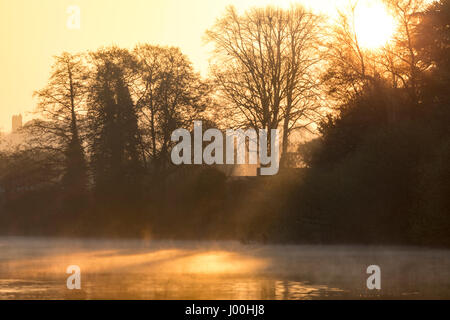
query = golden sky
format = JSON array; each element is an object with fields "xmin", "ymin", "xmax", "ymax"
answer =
[{"xmin": 0, "ymin": 0, "xmax": 388, "ymax": 132}]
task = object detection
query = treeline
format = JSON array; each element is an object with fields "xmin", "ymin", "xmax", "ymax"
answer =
[
  {"xmin": 0, "ymin": 45, "xmax": 222, "ymax": 238},
  {"xmin": 0, "ymin": 0, "xmax": 449, "ymax": 246},
  {"xmin": 0, "ymin": 4, "xmax": 324, "ymax": 240}
]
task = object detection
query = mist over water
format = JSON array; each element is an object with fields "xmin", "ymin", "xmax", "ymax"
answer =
[{"xmin": 1, "ymin": 237, "xmax": 450, "ymax": 299}]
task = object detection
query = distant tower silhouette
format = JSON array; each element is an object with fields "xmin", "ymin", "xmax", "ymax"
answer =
[{"xmin": 12, "ymin": 114, "xmax": 22, "ymax": 132}]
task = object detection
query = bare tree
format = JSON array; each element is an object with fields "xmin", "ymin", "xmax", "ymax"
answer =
[
  {"xmin": 383, "ymin": 0, "xmax": 427, "ymax": 103},
  {"xmin": 323, "ymin": 2, "xmax": 380, "ymax": 103},
  {"xmin": 205, "ymin": 5, "xmax": 324, "ymax": 167},
  {"xmin": 31, "ymin": 52, "xmax": 88, "ymax": 195}
]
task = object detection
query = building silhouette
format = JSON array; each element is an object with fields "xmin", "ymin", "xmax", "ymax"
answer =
[{"xmin": 12, "ymin": 114, "xmax": 22, "ymax": 132}]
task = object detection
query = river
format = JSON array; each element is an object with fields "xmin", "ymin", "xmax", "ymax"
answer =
[{"xmin": 1, "ymin": 237, "xmax": 449, "ymax": 299}]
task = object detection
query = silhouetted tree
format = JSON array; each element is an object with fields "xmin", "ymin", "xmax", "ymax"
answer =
[
  {"xmin": 206, "ymin": 5, "xmax": 324, "ymax": 167},
  {"xmin": 414, "ymin": 0, "xmax": 450, "ymax": 106},
  {"xmin": 87, "ymin": 47, "xmax": 144, "ymax": 205},
  {"xmin": 133, "ymin": 45, "xmax": 210, "ymax": 174},
  {"xmin": 384, "ymin": 0, "xmax": 428, "ymax": 103},
  {"xmin": 32, "ymin": 52, "xmax": 88, "ymax": 206}
]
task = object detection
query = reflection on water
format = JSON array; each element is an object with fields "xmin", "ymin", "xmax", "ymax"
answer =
[
  {"xmin": 274, "ymin": 281, "xmax": 344, "ymax": 300},
  {"xmin": 0, "ymin": 237, "xmax": 449, "ymax": 299}
]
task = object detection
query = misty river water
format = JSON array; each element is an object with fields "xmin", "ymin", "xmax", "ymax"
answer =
[{"xmin": 1, "ymin": 237, "xmax": 450, "ymax": 299}]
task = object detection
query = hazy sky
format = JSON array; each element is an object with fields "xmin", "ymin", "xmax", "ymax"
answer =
[{"xmin": 0, "ymin": 0, "xmax": 359, "ymax": 132}]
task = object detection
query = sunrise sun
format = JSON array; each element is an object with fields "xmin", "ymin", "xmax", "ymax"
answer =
[{"xmin": 354, "ymin": 1, "xmax": 397, "ymax": 49}]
